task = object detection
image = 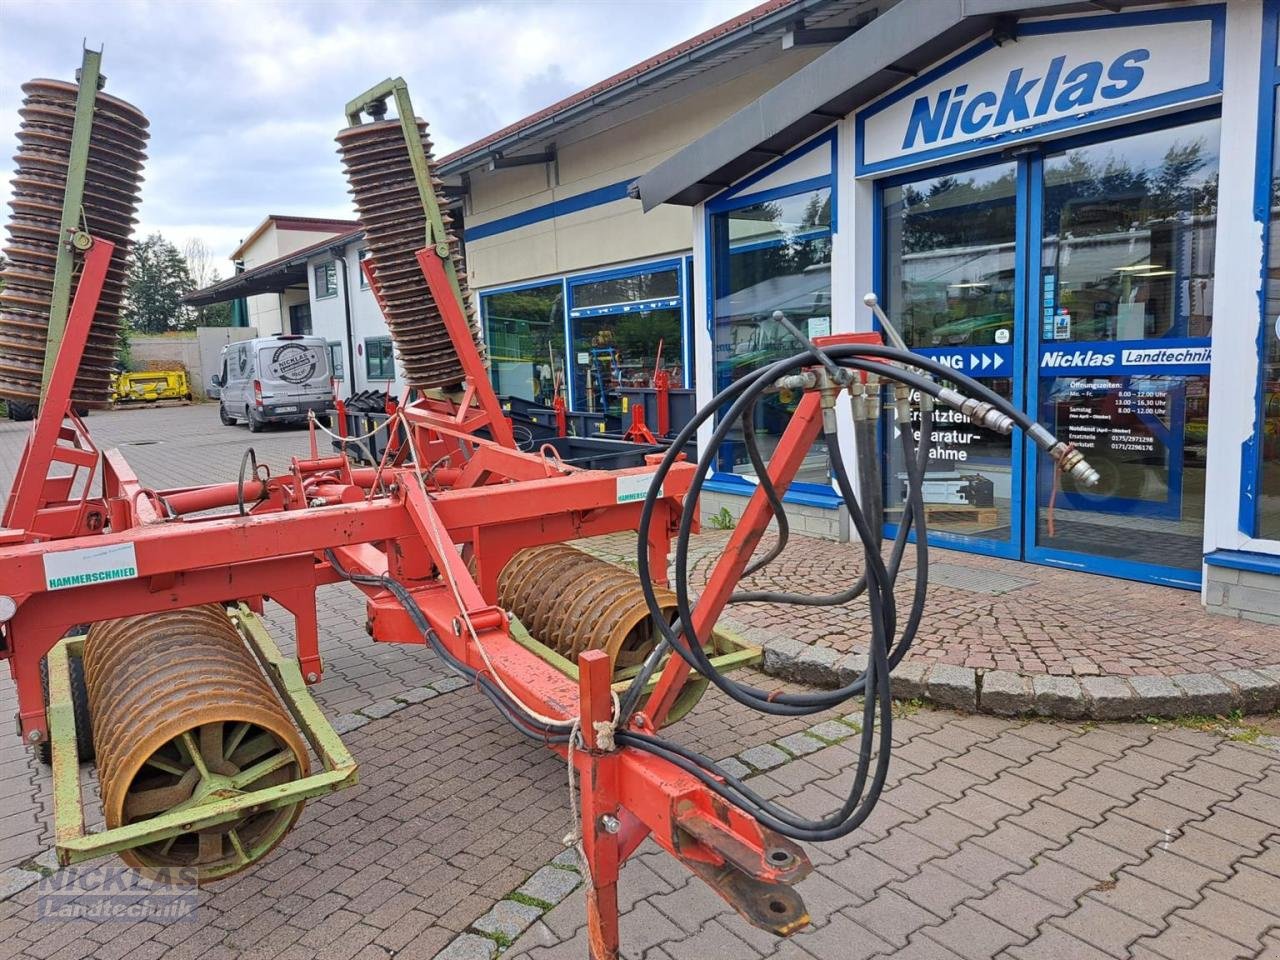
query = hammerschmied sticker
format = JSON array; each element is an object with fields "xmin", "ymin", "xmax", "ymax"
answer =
[
  {"xmin": 616, "ymin": 473, "xmax": 660, "ymax": 504},
  {"xmin": 43, "ymin": 542, "xmax": 139, "ymax": 591}
]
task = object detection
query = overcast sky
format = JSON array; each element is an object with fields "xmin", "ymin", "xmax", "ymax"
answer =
[{"xmin": 0, "ymin": 0, "xmax": 761, "ymax": 277}]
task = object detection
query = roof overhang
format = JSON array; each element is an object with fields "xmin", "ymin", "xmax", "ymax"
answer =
[
  {"xmin": 436, "ymin": 0, "xmax": 871, "ymax": 178},
  {"xmin": 186, "ymin": 229, "xmax": 362, "ymax": 306},
  {"xmin": 635, "ymin": 0, "xmax": 1170, "ymax": 209}
]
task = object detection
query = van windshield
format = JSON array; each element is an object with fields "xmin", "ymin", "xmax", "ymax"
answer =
[{"xmin": 257, "ymin": 341, "xmax": 328, "ymax": 385}]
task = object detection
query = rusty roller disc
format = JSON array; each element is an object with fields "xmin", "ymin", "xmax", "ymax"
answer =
[
  {"xmin": 336, "ymin": 118, "xmax": 484, "ymax": 390},
  {"xmin": 498, "ymin": 545, "xmax": 681, "ymax": 672},
  {"xmin": 0, "ymin": 77, "xmax": 148, "ymax": 409},
  {"xmin": 83, "ymin": 605, "xmax": 310, "ymax": 883}
]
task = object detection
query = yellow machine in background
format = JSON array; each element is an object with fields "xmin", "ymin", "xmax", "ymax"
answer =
[{"xmin": 112, "ymin": 369, "xmax": 192, "ymax": 403}]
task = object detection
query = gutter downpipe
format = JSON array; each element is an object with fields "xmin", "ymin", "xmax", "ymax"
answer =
[{"xmin": 331, "ymin": 245, "xmax": 358, "ymax": 400}]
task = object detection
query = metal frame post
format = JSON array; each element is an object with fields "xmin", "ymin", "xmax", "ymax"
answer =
[{"xmin": 40, "ymin": 49, "xmax": 102, "ymax": 393}]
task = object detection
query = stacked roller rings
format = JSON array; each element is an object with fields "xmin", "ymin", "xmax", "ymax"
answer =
[
  {"xmin": 0, "ymin": 79, "xmax": 148, "ymax": 409},
  {"xmin": 336, "ymin": 118, "xmax": 482, "ymax": 391}
]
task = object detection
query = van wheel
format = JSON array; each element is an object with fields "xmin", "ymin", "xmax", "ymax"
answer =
[
  {"xmin": 248, "ymin": 410, "xmax": 264, "ymax": 433},
  {"xmin": 219, "ymin": 403, "xmax": 235, "ymax": 426}
]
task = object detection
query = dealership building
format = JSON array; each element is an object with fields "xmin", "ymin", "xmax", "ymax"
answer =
[{"xmin": 193, "ymin": 0, "xmax": 1280, "ymax": 617}]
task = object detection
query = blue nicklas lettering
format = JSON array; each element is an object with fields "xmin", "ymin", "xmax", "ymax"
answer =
[
  {"xmin": 902, "ymin": 90, "xmax": 951, "ymax": 149},
  {"xmin": 1034, "ymin": 56, "xmax": 1066, "ymax": 116},
  {"xmin": 1101, "ymin": 48, "xmax": 1149, "ymax": 99},
  {"xmin": 900, "ymin": 48, "xmax": 1150, "ymax": 150},
  {"xmin": 1055, "ymin": 59, "xmax": 1104, "ymax": 111},
  {"xmin": 993, "ymin": 68, "xmax": 1038, "ymax": 126},
  {"xmin": 941, "ymin": 85, "xmax": 969, "ymax": 140},
  {"xmin": 959, "ymin": 91, "xmax": 997, "ymax": 135}
]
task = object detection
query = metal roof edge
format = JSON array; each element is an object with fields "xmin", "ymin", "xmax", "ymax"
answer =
[
  {"xmin": 435, "ymin": 0, "xmax": 841, "ymax": 177},
  {"xmin": 635, "ymin": 0, "xmax": 1165, "ymax": 209}
]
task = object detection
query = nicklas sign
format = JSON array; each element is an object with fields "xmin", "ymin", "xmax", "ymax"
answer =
[{"xmin": 857, "ymin": 8, "xmax": 1223, "ymax": 175}]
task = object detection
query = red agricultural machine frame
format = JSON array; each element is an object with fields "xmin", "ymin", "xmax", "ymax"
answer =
[{"xmin": 0, "ymin": 213, "xmax": 843, "ymax": 955}]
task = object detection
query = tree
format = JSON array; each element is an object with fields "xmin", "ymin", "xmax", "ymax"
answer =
[
  {"xmin": 183, "ymin": 238, "xmax": 232, "ymax": 327},
  {"xmin": 123, "ymin": 233, "xmax": 194, "ymax": 333}
]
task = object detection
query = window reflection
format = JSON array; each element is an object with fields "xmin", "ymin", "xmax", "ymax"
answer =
[
  {"xmin": 712, "ymin": 188, "xmax": 832, "ymax": 484},
  {"xmin": 482, "ymin": 283, "xmax": 565, "ymax": 406}
]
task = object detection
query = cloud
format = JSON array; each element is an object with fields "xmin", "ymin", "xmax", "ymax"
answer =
[{"xmin": 0, "ymin": 0, "xmax": 760, "ymax": 274}]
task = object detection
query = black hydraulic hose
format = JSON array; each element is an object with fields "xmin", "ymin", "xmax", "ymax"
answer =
[
  {"xmin": 323, "ymin": 549, "xmax": 572, "ymax": 743},
  {"xmin": 621, "ymin": 332, "xmax": 1045, "ymax": 843}
]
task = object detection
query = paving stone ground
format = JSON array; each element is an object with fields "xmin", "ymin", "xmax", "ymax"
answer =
[
  {"xmin": 586, "ymin": 530, "xmax": 1280, "ymax": 680},
  {"xmin": 0, "ymin": 405, "xmax": 1276, "ymax": 960}
]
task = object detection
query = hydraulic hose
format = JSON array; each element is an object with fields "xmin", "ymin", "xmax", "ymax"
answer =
[{"xmin": 621, "ymin": 334, "xmax": 1093, "ymax": 844}]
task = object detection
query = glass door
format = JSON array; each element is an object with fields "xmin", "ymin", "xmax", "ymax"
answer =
[
  {"xmin": 878, "ymin": 111, "xmax": 1219, "ymax": 587},
  {"xmin": 880, "ymin": 161, "xmax": 1024, "ymax": 558},
  {"xmin": 1026, "ymin": 116, "xmax": 1219, "ymax": 586}
]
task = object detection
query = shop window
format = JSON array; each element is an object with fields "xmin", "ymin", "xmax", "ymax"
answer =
[
  {"xmin": 568, "ymin": 265, "xmax": 683, "ymax": 416},
  {"xmin": 1258, "ymin": 31, "xmax": 1280, "ymax": 538},
  {"xmin": 314, "ymin": 261, "xmax": 337, "ymax": 299},
  {"xmin": 881, "ymin": 163, "xmax": 1017, "ymax": 546},
  {"xmin": 480, "ymin": 282, "xmax": 565, "ymax": 407},
  {"xmin": 1035, "ymin": 119, "xmax": 1218, "ymax": 574},
  {"xmin": 328, "ymin": 341, "xmax": 344, "ymax": 380},
  {"xmin": 365, "ymin": 337, "xmax": 395, "ymax": 381},
  {"xmin": 711, "ymin": 187, "xmax": 832, "ymax": 487}
]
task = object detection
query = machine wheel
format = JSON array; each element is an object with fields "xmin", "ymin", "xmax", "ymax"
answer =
[
  {"xmin": 8, "ymin": 400, "xmax": 34, "ymax": 421},
  {"xmin": 219, "ymin": 403, "xmax": 235, "ymax": 426},
  {"xmin": 36, "ymin": 650, "xmax": 95, "ymax": 765},
  {"xmin": 84, "ymin": 606, "xmax": 310, "ymax": 883},
  {"xmin": 248, "ymin": 409, "xmax": 264, "ymax": 433}
]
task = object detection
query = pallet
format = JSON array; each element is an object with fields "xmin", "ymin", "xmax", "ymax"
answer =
[{"xmin": 889, "ymin": 503, "xmax": 1001, "ymax": 525}]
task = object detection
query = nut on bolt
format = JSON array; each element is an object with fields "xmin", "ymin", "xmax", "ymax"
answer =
[{"xmin": 600, "ymin": 814, "xmax": 621, "ymax": 834}]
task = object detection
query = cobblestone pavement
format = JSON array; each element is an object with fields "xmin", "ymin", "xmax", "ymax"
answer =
[
  {"xmin": 588, "ymin": 530, "xmax": 1280, "ymax": 680},
  {"xmin": 0, "ymin": 405, "xmax": 1277, "ymax": 960}
]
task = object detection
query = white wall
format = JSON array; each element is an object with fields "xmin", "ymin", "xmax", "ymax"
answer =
[
  {"xmin": 463, "ymin": 44, "xmax": 826, "ymax": 291},
  {"xmin": 306, "ymin": 242, "xmax": 406, "ymax": 397},
  {"xmin": 1204, "ymin": 0, "xmax": 1267, "ymax": 558}
]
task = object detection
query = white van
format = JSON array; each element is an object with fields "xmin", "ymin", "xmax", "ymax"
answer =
[{"xmin": 211, "ymin": 335, "xmax": 332, "ymax": 432}]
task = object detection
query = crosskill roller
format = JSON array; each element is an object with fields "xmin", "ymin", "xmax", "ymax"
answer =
[{"xmin": 0, "ymin": 54, "xmax": 1099, "ymax": 959}]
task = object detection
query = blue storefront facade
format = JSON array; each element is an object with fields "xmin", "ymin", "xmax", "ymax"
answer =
[{"xmin": 639, "ymin": 0, "xmax": 1280, "ymax": 610}]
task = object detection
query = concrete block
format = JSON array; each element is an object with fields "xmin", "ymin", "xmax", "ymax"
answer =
[
  {"xmin": 760, "ymin": 637, "xmax": 809, "ymax": 678},
  {"xmin": 1169, "ymin": 673, "xmax": 1233, "ymax": 716},
  {"xmin": 1031, "ymin": 675, "xmax": 1086, "ymax": 720},
  {"xmin": 360, "ymin": 698, "xmax": 405, "ymax": 719},
  {"xmin": 1239, "ymin": 609, "xmax": 1280, "ymax": 627},
  {"xmin": 833, "ymin": 653, "xmax": 869, "ymax": 685},
  {"xmin": 890, "ymin": 660, "xmax": 929, "ymax": 701},
  {"xmin": 516, "ymin": 866, "xmax": 581, "ymax": 907},
  {"xmin": 331, "ymin": 712, "xmax": 369, "ymax": 734},
  {"xmin": 1224, "ymin": 584, "xmax": 1280, "ymax": 618},
  {"xmin": 1127, "ymin": 675, "xmax": 1184, "ymax": 718},
  {"xmin": 716, "ymin": 756, "xmax": 751, "ymax": 780},
  {"xmin": 1218, "ymin": 669, "xmax": 1280, "ymax": 714},
  {"xmin": 432, "ymin": 933, "xmax": 497, "ymax": 960},
  {"xmin": 792, "ymin": 644, "xmax": 842, "ymax": 687},
  {"xmin": 927, "ymin": 664, "xmax": 977, "ymax": 711},
  {"xmin": 777, "ymin": 732, "xmax": 825, "ymax": 757},
  {"xmin": 1079, "ymin": 676, "xmax": 1137, "ymax": 720},
  {"xmin": 473, "ymin": 899, "xmax": 543, "ymax": 940},
  {"xmin": 980, "ymin": 670, "xmax": 1033, "ymax": 716},
  {"xmin": 738, "ymin": 744, "xmax": 790, "ymax": 772},
  {"xmin": 397, "ymin": 685, "xmax": 441, "ymax": 705},
  {"xmin": 808, "ymin": 719, "xmax": 856, "ymax": 743},
  {"xmin": 0, "ymin": 866, "xmax": 39, "ymax": 901},
  {"xmin": 1206, "ymin": 566, "xmax": 1240, "ymax": 585},
  {"xmin": 1204, "ymin": 581, "xmax": 1228, "ymax": 608}
]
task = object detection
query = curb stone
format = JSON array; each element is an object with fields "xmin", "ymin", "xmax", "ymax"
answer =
[{"xmin": 754, "ymin": 636, "xmax": 1280, "ymax": 721}]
